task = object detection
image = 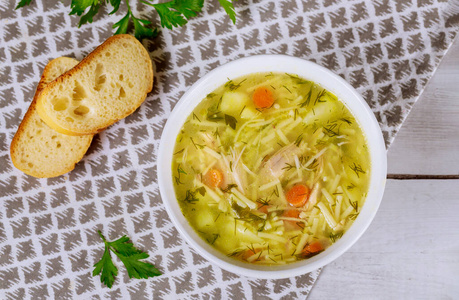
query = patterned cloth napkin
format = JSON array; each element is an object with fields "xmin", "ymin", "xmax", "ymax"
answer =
[{"xmin": 1, "ymin": 0, "xmax": 458, "ymax": 299}]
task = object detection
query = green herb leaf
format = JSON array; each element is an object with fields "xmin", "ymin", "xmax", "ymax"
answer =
[
  {"xmin": 76, "ymin": 2, "xmax": 101, "ymax": 27},
  {"xmin": 93, "ymin": 231, "xmax": 160, "ymax": 288},
  {"xmin": 113, "ymin": 252, "xmax": 161, "ymax": 279},
  {"xmin": 113, "ymin": 12, "xmax": 130, "ymax": 35},
  {"xmin": 15, "ymin": 0, "xmax": 33, "ymax": 9},
  {"xmin": 197, "ymin": 186, "xmax": 206, "ymax": 196},
  {"xmin": 225, "ymin": 114, "xmax": 237, "ymax": 130},
  {"xmin": 109, "ymin": 0, "xmax": 122, "ymax": 14},
  {"xmin": 217, "ymin": 0, "xmax": 236, "ymax": 24},
  {"xmin": 93, "ymin": 244, "xmax": 118, "ymax": 288},
  {"xmin": 143, "ymin": 0, "xmax": 204, "ymax": 29},
  {"xmin": 132, "ymin": 16, "xmax": 159, "ymax": 39}
]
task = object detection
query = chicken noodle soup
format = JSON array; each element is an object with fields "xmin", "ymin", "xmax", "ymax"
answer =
[{"xmin": 172, "ymin": 72, "xmax": 370, "ymax": 265}]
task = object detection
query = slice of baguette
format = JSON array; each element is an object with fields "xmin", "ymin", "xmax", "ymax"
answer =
[
  {"xmin": 10, "ymin": 57, "xmax": 93, "ymax": 178},
  {"xmin": 36, "ymin": 34, "xmax": 153, "ymax": 136}
]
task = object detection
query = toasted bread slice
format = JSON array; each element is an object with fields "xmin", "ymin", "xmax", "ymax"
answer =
[
  {"xmin": 11, "ymin": 57, "xmax": 93, "ymax": 178},
  {"xmin": 35, "ymin": 34, "xmax": 153, "ymax": 136}
]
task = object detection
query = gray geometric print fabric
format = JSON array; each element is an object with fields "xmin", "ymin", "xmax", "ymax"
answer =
[{"xmin": 0, "ymin": 0, "xmax": 458, "ymax": 299}]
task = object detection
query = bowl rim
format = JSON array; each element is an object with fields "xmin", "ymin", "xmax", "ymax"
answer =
[{"xmin": 157, "ymin": 54, "xmax": 387, "ymax": 279}]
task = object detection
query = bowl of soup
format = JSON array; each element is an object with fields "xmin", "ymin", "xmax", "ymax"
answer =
[{"xmin": 157, "ymin": 55, "xmax": 387, "ymax": 279}]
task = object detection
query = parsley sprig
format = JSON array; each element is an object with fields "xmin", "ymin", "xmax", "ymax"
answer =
[
  {"xmin": 16, "ymin": 0, "xmax": 237, "ymax": 40},
  {"xmin": 93, "ymin": 231, "xmax": 161, "ymax": 288}
]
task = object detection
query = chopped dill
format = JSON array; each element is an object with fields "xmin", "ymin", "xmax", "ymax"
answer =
[
  {"xmin": 228, "ymin": 248, "xmax": 245, "ymax": 257},
  {"xmin": 299, "ymin": 88, "xmax": 313, "ymax": 107},
  {"xmin": 349, "ymin": 213, "xmax": 359, "ymax": 220},
  {"xmin": 256, "ymin": 198, "xmax": 270, "ymax": 210},
  {"xmin": 207, "ymin": 234, "xmax": 220, "ymax": 245},
  {"xmin": 323, "ymin": 123, "xmax": 339, "ymax": 137},
  {"xmin": 285, "ymin": 73, "xmax": 309, "ymax": 84},
  {"xmin": 213, "ymin": 128, "xmax": 220, "ymax": 138},
  {"xmin": 225, "ymin": 78, "xmax": 247, "ymax": 91},
  {"xmin": 283, "ymin": 85, "xmax": 292, "ymax": 94},
  {"xmin": 246, "ymin": 243, "xmax": 256, "ymax": 254},
  {"xmin": 214, "ymin": 213, "xmax": 222, "ymax": 222},
  {"xmin": 173, "ymin": 148, "xmax": 184, "ymax": 155},
  {"xmin": 329, "ymin": 232, "xmax": 344, "ymax": 243},
  {"xmin": 350, "ymin": 163, "xmax": 365, "ymax": 178},
  {"xmin": 347, "ymin": 183, "xmax": 356, "ymax": 190},
  {"xmin": 340, "ymin": 117, "xmax": 352, "ymax": 125},
  {"xmin": 207, "ymin": 93, "xmax": 217, "ymax": 98},
  {"xmin": 296, "ymin": 222, "xmax": 305, "ymax": 230},
  {"xmin": 270, "ymin": 85, "xmax": 276, "ymax": 90},
  {"xmin": 192, "ymin": 112, "xmax": 201, "ymax": 122},
  {"xmin": 314, "ymin": 89, "xmax": 326, "ymax": 105},
  {"xmin": 183, "ymin": 190, "xmax": 199, "ymax": 204},
  {"xmin": 268, "ymin": 256, "xmax": 277, "ymax": 263},
  {"xmin": 190, "ymin": 137, "xmax": 204, "ymax": 149},
  {"xmin": 177, "ymin": 164, "xmax": 187, "ymax": 176},
  {"xmin": 174, "ymin": 176, "xmax": 183, "ymax": 185},
  {"xmin": 239, "ymin": 105, "xmax": 246, "ymax": 116},
  {"xmin": 272, "ymin": 185, "xmax": 279, "ymax": 197},
  {"xmin": 294, "ymin": 133, "xmax": 303, "ymax": 147},
  {"xmin": 221, "ymin": 184, "xmax": 238, "ymax": 193},
  {"xmin": 289, "ymin": 234, "xmax": 299, "ymax": 241},
  {"xmin": 282, "ymin": 163, "xmax": 295, "ymax": 171},
  {"xmin": 349, "ymin": 199, "xmax": 359, "ymax": 212}
]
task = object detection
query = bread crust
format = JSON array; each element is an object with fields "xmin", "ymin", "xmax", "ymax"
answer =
[
  {"xmin": 35, "ymin": 34, "xmax": 154, "ymax": 135},
  {"xmin": 10, "ymin": 57, "xmax": 93, "ymax": 178}
]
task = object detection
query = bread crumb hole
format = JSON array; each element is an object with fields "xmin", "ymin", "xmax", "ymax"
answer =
[
  {"xmin": 51, "ymin": 135, "xmax": 57, "ymax": 139},
  {"xmin": 119, "ymin": 74, "xmax": 124, "ymax": 81},
  {"xmin": 105, "ymin": 52, "xmax": 111, "ymax": 57},
  {"xmin": 56, "ymin": 142, "xmax": 61, "ymax": 148},
  {"xmin": 28, "ymin": 163, "xmax": 33, "ymax": 168},
  {"xmin": 66, "ymin": 117, "xmax": 74, "ymax": 123},
  {"xmin": 119, "ymin": 87, "xmax": 126, "ymax": 98},
  {"xmin": 73, "ymin": 81, "xmax": 87, "ymax": 101},
  {"xmin": 94, "ymin": 63, "xmax": 106, "ymax": 91},
  {"xmin": 52, "ymin": 97, "xmax": 69, "ymax": 111},
  {"xmin": 74, "ymin": 105, "xmax": 90, "ymax": 116}
]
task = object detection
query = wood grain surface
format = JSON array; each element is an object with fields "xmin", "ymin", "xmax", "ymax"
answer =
[
  {"xmin": 388, "ymin": 36, "xmax": 459, "ymax": 176},
  {"xmin": 309, "ymin": 36, "xmax": 459, "ymax": 299},
  {"xmin": 309, "ymin": 180, "xmax": 459, "ymax": 299}
]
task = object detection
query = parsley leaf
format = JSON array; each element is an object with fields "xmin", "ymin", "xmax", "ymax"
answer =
[
  {"xmin": 69, "ymin": 0, "xmax": 102, "ymax": 28},
  {"xmin": 16, "ymin": 0, "xmax": 236, "ymax": 39},
  {"xmin": 225, "ymin": 114, "xmax": 237, "ymax": 130},
  {"xmin": 217, "ymin": 0, "xmax": 236, "ymax": 24},
  {"xmin": 142, "ymin": 0, "xmax": 204, "ymax": 30},
  {"xmin": 92, "ymin": 243, "xmax": 118, "ymax": 288},
  {"xmin": 93, "ymin": 231, "xmax": 161, "ymax": 288},
  {"xmin": 113, "ymin": 0, "xmax": 158, "ymax": 40},
  {"xmin": 15, "ymin": 0, "xmax": 33, "ymax": 9}
]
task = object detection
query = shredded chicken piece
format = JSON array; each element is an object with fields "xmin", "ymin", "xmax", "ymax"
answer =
[{"xmin": 260, "ymin": 143, "xmax": 303, "ymax": 179}]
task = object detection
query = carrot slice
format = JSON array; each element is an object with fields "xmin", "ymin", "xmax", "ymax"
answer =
[
  {"xmin": 285, "ymin": 184, "xmax": 310, "ymax": 207},
  {"xmin": 302, "ymin": 241, "xmax": 324, "ymax": 256},
  {"xmin": 204, "ymin": 168, "xmax": 223, "ymax": 188},
  {"xmin": 252, "ymin": 87, "xmax": 274, "ymax": 109},
  {"xmin": 283, "ymin": 209, "xmax": 300, "ymax": 219}
]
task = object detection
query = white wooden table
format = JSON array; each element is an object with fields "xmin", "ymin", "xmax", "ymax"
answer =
[{"xmin": 308, "ymin": 37, "xmax": 459, "ymax": 299}]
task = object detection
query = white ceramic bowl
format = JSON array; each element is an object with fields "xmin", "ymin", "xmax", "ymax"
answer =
[{"xmin": 158, "ymin": 55, "xmax": 387, "ymax": 279}]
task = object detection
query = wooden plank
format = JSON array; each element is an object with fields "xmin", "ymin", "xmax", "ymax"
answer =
[
  {"xmin": 387, "ymin": 36, "xmax": 459, "ymax": 175},
  {"xmin": 308, "ymin": 179, "xmax": 459, "ymax": 299}
]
